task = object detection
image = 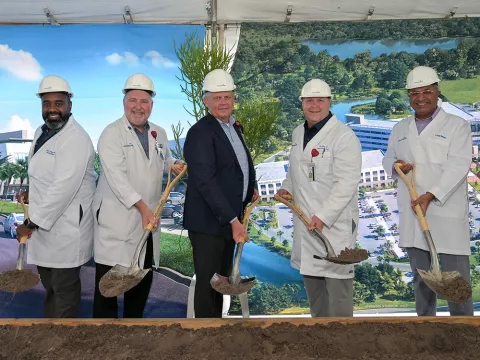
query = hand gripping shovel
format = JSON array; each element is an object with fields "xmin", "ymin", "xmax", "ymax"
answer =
[
  {"xmin": 394, "ymin": 163, "xmax": 472, "ymax": 303},
  {"xmin": 210, "ymin": 196, "xmax": 260, "ymax": 297},
  {"xmin": 0, "ymin": 197, "xmax": 40, "ymax": 293},
  {"xmin": 274, "ymin": 194, "xmax": 368, "ymax": 264},
  {"xmin": 99, "ymin": 165, "xmax": 188, "ymax": 297}
]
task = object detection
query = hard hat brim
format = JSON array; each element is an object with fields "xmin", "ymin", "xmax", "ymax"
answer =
[
  {"xmin": 405, "ymin": 80, "xmax": 440, "ymax": 90},
  {"xmin": 36, "ymin": 91, "xmax": 73, "ymax": 98},
  {"xmin": 123, "ymin": 88, "xmax": 156, "ymax": 97}
]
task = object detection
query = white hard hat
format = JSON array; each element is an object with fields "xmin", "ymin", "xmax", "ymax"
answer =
[
  {"xmin": 123, "ymin": 73, "xmax": 156, "ymax": 97},
  {"xmin": 299, "ymin": 79, "xmax": 331, "ymax": 101},
  {"xmin": 203, "ymin": 69, "xmax": 236, "ymax": 92},
  {"xmin": 405, "ymin": 66, "xmax": 440, "ymax": 90},
  {"xmin": 36, "ymin": 75, "xmax": 73, "ymax": 98}
]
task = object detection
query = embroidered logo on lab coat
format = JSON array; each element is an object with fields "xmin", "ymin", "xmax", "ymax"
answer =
[
  {"xmin": 46, "ymin": 150, "xmax": 55, "ymax": 155},
  {"xmin": 398, "ymin": 136, "xmax": 407, "ymax": 142},
  {"xmin": 435, "ymin": 134, "xmax": 447, "ymax": 139}
]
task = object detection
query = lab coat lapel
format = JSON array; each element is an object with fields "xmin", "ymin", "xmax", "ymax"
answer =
[
  {"xmin": 122, "ymin": 116, "xmax": 149, "ymax": 161},
  {"xmin": 405, "ymin": 117, "xmax": 421, "ymax": 164},
  {"xmin": 302, "ymin": 115, "xmax": 337, "ymax": 161},
  {"xmin": 417, "ymin": 109, "xmax": 448, "ymax": 139}
]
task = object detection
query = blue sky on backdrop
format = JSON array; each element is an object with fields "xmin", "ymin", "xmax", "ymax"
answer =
[{"xmin": 0, "ymin": 24, "xmax": 204, "ymax": 146}]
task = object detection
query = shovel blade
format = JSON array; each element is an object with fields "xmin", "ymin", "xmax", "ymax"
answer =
[
  {"xmin": 418, "ymin": 268, "xmax": 472, "ymax": 304},
  {"xmin": 99, "ymin": 264, "xmax": 151, "ymax": 297},
  {"xmin": 210, "ymin": 273, "xmax": 256, "ymax": 296}
]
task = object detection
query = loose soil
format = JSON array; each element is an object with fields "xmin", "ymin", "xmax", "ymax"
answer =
[
  {"xmin": 0, "ymin": 269, "xmax": 40, "ymax": 293},
  {"xmin": 99, "ymin": 273, "xmax": 142, "ymax": 297},
  {"xmin": 328, "ymin": 247, "xmax": 369, "ymax": 264},
  {"xmin": 423, "ymin": 275, "xmax": 472, "ymax": 304},
  {"xmin": 1, "ymin": 322, "xmax": 480, "ymax": 359}
]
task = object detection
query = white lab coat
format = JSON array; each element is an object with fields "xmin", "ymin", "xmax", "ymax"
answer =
[
  {"xmin": 27, "ymin": 116, "xmax": 96, "ymax": 268},
  {"xmin": 93, "ymin": 116, "xmax": 175, "ymax": 269},
  {"xmin": 282, "ymin": 115, "xmax": 362, "ymax": 278},
  {"xmin": 382, "ymin": 109, "xmax": 472, "ymax": 255}
]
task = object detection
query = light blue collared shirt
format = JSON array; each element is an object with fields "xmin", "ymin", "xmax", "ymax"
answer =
[{"xmin": 215, "ymin": 116, "xmax": 249, "ymax": 202}]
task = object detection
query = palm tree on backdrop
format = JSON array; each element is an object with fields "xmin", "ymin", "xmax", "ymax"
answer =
[
  {"xmin": 15, "ymin": 158, "xmax": 28, "ymax": 194},
  {"xmin": 0, "ymin": 162, "xmax": 21, "ymax": 196}
]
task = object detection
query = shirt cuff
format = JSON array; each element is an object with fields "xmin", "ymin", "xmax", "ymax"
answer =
[{"xmin": 230, "ymin": 217, "xmax": 238, "ymax": 224}]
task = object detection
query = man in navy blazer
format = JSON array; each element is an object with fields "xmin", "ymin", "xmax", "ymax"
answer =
[{"xmin": 183, "ymin": 69, "xmax": 258, "ymax": 318}]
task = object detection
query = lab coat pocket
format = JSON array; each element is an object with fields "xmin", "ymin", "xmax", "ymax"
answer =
[
  {"xmin": 99, "ymin": 199, "xmax": 137, "ymax": 240},
  {"xmin": 429, "ymin": 138, "xmax": 449, "ymax": 164},
  {"xmin": 312, "ymin": 153, "xmax": 332, "ymax": 177}
]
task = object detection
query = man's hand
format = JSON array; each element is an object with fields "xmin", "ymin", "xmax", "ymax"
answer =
[
  {"xmin": 17, "ymin": 190, "xmax": 29, "ymax": 204},
  {"xmin": 308, "ymin": 215, "xmax": 324, "ymax": 232},
  {"xmin": 171, "ymin": 161, "xmax": 185, "ymax": 175},
  {"xmin": 276, "ymin": 189, "xmax": 291, "ymax": 200},
  {"xmin": 394, "ymin": 160, "xmax": 414, "ymax": 175},
  {"xmin": 232, "ymin": 219, "xmax": 249, "ymax": 243},
  {"xmin": 16, "ymin": 225, "xmax": 33, "ymax": 243},
  {"xmin": 251, "ymin": 189, "xmax": 259, "ymax": 203},
  {"xmin": 411, "ymin": 192, "xmax": 435, "ymax": 215},
  {"xmin": 135, "ymin": 200, "xmax": 159, "ymax": 229}
]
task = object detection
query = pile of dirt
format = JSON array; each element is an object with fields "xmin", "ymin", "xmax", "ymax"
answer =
[
  {"xmin": 0, "ymin": 269, "xmax": 40, "ymax": 293},
  {"xmin": 99, "ymin": 273, "xmax": 142, "ymax": 297},
  {"xmin": 328, "ymin": 247, "xmax": 369, "ymax": 264},
  {"xmin": 1, "ymin": 322, "xmax": 480, "ymax": 360}
]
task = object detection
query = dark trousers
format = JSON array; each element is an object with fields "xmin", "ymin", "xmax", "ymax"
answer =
[
  {"xmin": 189, "ymin": 230, "xmax": 235, "ymax": 318},
  {"xmin": 36, "ymin": 266, "xmax": 82, "ymax": 318},
  {"xmin": 93, "ymin": 234, "xmax": 153, "ymax": 318}
]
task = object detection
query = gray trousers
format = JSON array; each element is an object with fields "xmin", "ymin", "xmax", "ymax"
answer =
[
  {"xmin": 37, "ymin": 266, "xmax": 82, "ymax": 318},
  {"xmin": 406, "ymin": 247, "xmax": 473, "ymax": 316},
  {"xmin": 303, "ymin": 275, "xmax": 353, "ymax": 317}
]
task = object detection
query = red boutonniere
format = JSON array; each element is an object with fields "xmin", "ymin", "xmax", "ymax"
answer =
[
  {"xmin": 311, "ymin": 148, "xmax": 319, "ymax": 158},
  {"xmin": 234, "ymin": 120, "xmax": 243, "ymax": 133},
  {"xmin": 151, "ymin": 131, "xmax": 157, "ymax": 139}
]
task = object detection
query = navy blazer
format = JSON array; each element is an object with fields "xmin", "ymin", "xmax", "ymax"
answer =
[{"xmin": 183, "ymin": 113, "xmax": 256, "ymax": 236}]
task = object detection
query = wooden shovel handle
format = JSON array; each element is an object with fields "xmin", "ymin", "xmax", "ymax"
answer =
[
  {"xmin": 274, "ymin": 194, "xmax": 311, "ymax": 228},
  {"xmin": 146, "ymin": 164, "xmax": 188, "ymax": 232},
  {"xmin": 393, "ymin": 163, "xmax": 429, "ymax": 232},
  {"xmin": 242, "ymin": 196, "xmax": 261, "ymax": 230},
  {"xmin": 17, "ymin": 197, "xmax": 29, "ymax": 245}
]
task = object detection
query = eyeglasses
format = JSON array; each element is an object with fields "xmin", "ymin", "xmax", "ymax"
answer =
[{"xmin": 408, "ymin": 89, "xmax": 436, "ymax": 97}]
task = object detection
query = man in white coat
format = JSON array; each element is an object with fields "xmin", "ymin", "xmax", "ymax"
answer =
[
  {"xmin": 92, "ymin": 73, "xmax": 184, "ymax": 318},
  {"xmin": 382, "ymin": 66, "xmax": 473, "ymax": 316},
  {"xmin": 16, "ymin": 75, "xmax": 96, "ymax": 318},
  {"xmin": 276, "ymin": 79, "xmax": 362, "ymax": 317}
]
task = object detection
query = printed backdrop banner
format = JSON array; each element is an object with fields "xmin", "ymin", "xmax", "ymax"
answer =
[{"xmin": 0, "ymin": 20, "xmax": 479, "ymax": 317}]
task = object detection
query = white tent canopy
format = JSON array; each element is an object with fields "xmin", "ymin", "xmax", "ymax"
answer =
[{"xmin": 1, "ymin": 0, "xmax": 479, "ymax": 25}]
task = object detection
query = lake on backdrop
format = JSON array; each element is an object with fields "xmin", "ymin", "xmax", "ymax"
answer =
[{"xmin": 302, "ymin": 38, "xmax": 458, "ymax": 59}]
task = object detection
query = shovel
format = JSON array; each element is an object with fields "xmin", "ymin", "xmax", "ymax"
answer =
[
  {"xmin": 0, "ymin": 197, "xmax": 40, "ymax": 293},
  {"xmin": 274, "ymin": 193, "xmax": 368, "ymax": 264},
  {"xmin": 394, "ymin": 163, "xmax": 472, "ymax": 303},
  {"xmin": 99, "ymin": 165, "xmax": 188, "ymax": 298},
  {"xmin": 210, "ymin": 196, "xmax": 260, "ymax": 297}
]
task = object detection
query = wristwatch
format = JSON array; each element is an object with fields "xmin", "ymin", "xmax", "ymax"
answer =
[{"xmin": 24, "ymin": 219, "xmax": 39, "ymax": 230}]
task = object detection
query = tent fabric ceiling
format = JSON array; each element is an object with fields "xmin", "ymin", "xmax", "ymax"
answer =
[{"xmin": 0, "ymin": 0, "xmax": 479, "ymax": 24}]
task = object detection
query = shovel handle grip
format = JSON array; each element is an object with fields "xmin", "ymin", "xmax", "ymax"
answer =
[
  {"xmin": 393, "ymin": 163, "xmax": 429, "ymax": 232},
  {"xmin": 274, "ymin": 194, "xmax": 311, "ymax": 228},
  {"xmin": 147, "ymin": 165, "xmax": 188, "ymax": 228},
  {"xmin": 242, "ymin": 196, "xmax": 261, "ymax": 230}
]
